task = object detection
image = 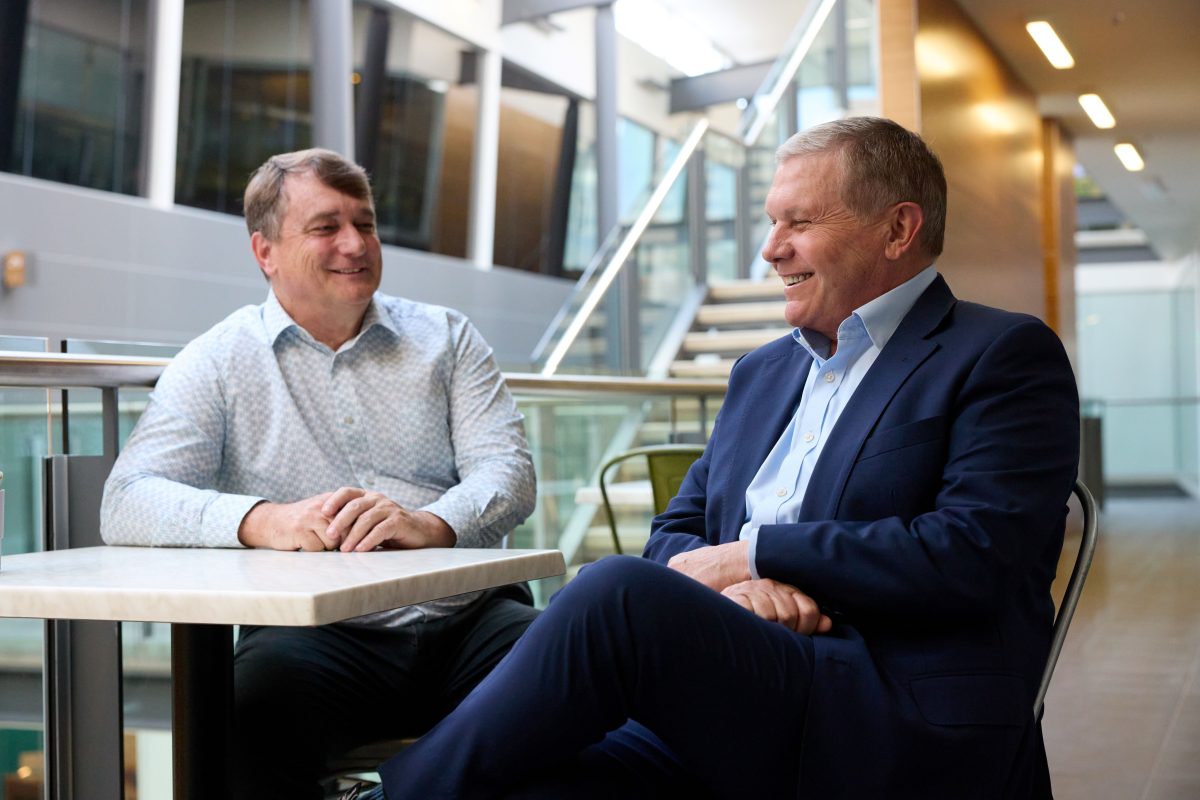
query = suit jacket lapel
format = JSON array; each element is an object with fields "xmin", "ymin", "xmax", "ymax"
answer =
[
  {"xmin": 720, "ymin": 344, "xmax": 812, "ymax": 538},
  {"xmin": 799, "ymin": 276, "xmax": 956, "ymax": 521}
]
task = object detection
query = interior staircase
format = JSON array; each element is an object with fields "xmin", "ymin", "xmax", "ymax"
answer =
[
  {"xmin": 669, "ymin": 277, "xmax": 790, "ymax": 378},
  {"xmin": 572, "ymin": 275, "xmax": 792, "ymax": 561}
]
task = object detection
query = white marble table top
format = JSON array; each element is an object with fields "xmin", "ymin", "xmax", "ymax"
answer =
[{"xmin": 0, "ymin": 545, "xmax": 565, "ymax": 626}]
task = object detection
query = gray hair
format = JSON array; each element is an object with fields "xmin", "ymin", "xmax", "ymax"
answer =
[
  {"xmin": 243, "ymin": 148, "xmax": 373, "ymax": 240},
  {"xmin": 776, "ymin": 117, "xmax": 946, "ymax": 257}
]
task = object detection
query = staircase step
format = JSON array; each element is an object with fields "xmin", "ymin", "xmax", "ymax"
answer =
[
  {"xmin": 695, "ymin": 301, "xmax": 784, "ymax": 326},
  {"xmin": 670, "ymin": 358, "xmax": 736, "ymax": 378},
  {"xmin": 707, "ymin": 279, "xmax": 781, "ymax": 303},
  {"xmin": 682, "ymin": 328, "xmax": 790, "ymax": 355},
  {"xmin": 575, "ymin": 480, "xmax": 652, "ymax": 508}
]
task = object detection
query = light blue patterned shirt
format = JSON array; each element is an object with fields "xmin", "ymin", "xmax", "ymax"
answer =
[
  {"xmin": 739, "ymin": 266, "xmax": 937, "ymax": 578},
  {"xmin": 101, "ymin": 290, "xmax": 536, "ymax": 627}
]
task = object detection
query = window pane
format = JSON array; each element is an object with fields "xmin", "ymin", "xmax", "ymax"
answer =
[
  {"xmin": 175, "ymin": 0, "xmax": 310, "ymax": 213},
  {"xmin": 5, "ymin": 0, "xmax": 148, "ymax": 195}
]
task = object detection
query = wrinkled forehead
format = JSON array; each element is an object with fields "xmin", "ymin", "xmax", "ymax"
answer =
[
  {"xmin": 280, "ymin": 171, "xmax": 375, "ymax": 217},
  {"xmin": 766, "ymin": 152, "xmax": 845, "ymax": 207}
]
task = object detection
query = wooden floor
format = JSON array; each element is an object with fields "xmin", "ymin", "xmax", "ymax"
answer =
[{"xmin": 1044, "ymin": 494, "xmax": 1200, "ymax": 799}]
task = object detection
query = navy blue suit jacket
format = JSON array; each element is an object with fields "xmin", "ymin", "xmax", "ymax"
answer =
[{"xmin": 644, "ymin": 275, "xmax": 1079, "ymax": 797}]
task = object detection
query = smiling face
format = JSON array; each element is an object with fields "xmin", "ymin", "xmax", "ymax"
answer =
[
  {"xmin": 762, "ymin": 152, "xmax": 907, "ymax": 340},
  {"xmin": 250, "ymin": 171, "xmax": 382, "ymax": 347}
]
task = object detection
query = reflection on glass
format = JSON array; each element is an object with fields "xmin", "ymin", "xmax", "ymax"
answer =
[
  {"xmin": 176, "ymin": 0, "xmax": 310, "ymax": 214},
  {"xmin": 491, "ymin": 88, "xmax": 572, "ymax": 272},
  {"xmin": 5, "ymin": 0, "xmax": 148, "ymax": 194},
  {"xmin": 353, "ymin": 4, "xmax": 474, "ymax": 258}
]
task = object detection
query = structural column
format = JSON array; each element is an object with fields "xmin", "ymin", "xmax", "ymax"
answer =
[
  {"xmin": 144, "ymin": 0, "xmax": 184, "ymax": 208},
  {"xmin": 593, "ymin": 1, "xmax": 619, "ymax": 243},
  {"xmin": 468, "ymin": 45, "xmax": 502, "ymax": 269},
  {"xmin": 311, "ymin": 0, "xmax": 355, "ymax": 159}
]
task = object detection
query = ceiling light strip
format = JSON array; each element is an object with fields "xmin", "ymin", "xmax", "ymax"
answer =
[
  {"xmin": 1114, "ymin": 143, "xmax": 1145, "ymax": 171},
  {"xmin": 1078, "ymin": 94, "xmax": 1116, "ymax": 129},
  {"xmin": 1025, "ymin": 21, "xmax": 1074, "ymax": 69}
]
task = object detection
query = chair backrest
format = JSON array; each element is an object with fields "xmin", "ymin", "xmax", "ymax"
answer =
[
  {"xmin": 1034, "ymin": 479, "xmax": 1099, "ymax": 717},
  {"xmin": 597, "ymin": 444, "xmax": 705, "ymax": 555}
]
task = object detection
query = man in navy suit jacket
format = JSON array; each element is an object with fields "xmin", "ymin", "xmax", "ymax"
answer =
[{"xmin": 360, "ymin": 117, "xmax": 1078, "ymax": 799}]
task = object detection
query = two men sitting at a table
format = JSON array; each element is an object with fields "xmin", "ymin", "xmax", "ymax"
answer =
[
  {"xmin": 104, "ymin": 116, "xmax": 1080, "ymax": 800},
  {"xmin": 100, "ymin": 148, "xmax": 538, "ymax": 799},
  {"xmin": 347, "ymin": 117, "xmax": 1081, "ymax": 799}
]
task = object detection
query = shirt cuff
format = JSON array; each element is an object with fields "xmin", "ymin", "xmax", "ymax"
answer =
[
  {"xmin": 201, "ymin": 492, "xmax": 265, "ymax": 548},
  {"xmin": 745, "ymin": 525, "xmax": 762, "ymax": 580},
  {"xmin": 421, "ymin": 494, "xmax": 479, "ymax": 546}
]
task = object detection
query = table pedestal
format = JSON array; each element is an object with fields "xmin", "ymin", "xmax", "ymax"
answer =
[{"xmin": 172, "ymin": 623, "xmax": 234, "ymax": 799}]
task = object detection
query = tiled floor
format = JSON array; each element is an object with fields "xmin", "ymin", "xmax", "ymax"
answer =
[{"xmin": 1044, "ymin": 495, "xmax": 1200, "ymax": 799}]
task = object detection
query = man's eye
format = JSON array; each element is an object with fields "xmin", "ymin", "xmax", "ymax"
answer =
[{"xmin": 356, "ymin": 222, "xmax": 376, "ymax": 233}]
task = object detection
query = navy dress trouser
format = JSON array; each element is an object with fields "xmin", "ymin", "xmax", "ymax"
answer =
[{"xmin": 379, "ymin": 556, "xmax": 818, "ymax": 799}]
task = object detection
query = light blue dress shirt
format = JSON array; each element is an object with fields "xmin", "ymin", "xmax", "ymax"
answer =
[
  {"xmin": 739, "ymin": 266, "xmax": 938, "ymax": 578},
  {"xmin": 101, "ymin": 290, "xmax": 536, "ymax": 626}
]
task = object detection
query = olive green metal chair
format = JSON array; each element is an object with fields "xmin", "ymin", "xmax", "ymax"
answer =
[
  {"xmin": 1034, "ymin": 478, "xmax": 1099, "ymax": 717},
  {"xmin": 597, "ymin": 444, "xmax": 706, "ymax": 555}
]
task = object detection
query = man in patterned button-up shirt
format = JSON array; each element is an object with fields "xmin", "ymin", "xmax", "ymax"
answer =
[{"xmin": 100, "ymin": 148, "xmax": 538, "ymax": 798}]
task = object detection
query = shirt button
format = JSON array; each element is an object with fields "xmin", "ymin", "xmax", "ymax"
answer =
[
  {"xmin": 803, "ymin": 431, "xmax": 815, "ymax": 443},
  {"xmin": 365, "ymin": 477, "xmax": 376, "ymax": 487},
  {"xmin": 344, "ymin": 416, "xmax": 354, "ymax": 425},
  {"xmin": 776, "ymin": 488, "xmax": 787, "ymax": 497},
  {"xmin": 824, "ymin": 371, "xmax": 835, "ymax": 383}
]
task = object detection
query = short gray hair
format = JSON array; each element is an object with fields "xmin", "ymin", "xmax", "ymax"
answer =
[
  {"xmin": 243, "ymin": 148, "xmax": 373, "ymax": 240},
  {"xmin": 776, "ymin": 117, "xmax": 946, "ymax": 257}
]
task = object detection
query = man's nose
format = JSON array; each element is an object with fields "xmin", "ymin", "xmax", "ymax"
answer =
[
  {"xmin": 761, "ymin": 228, "xmax": 792, "ymax": 266},
  {"xmin": 336, "ymin": 224, "xmax": 367, "ymax": 255}
]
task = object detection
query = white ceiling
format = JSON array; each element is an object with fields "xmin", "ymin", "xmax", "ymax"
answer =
[{"xmin": 665, "ymin": 0, "xmax": 1200, "ymax": 261}]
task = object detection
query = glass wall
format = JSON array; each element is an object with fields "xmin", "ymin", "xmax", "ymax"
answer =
[
  {"xmin": 175, "ymin": 0, "xmax": 310, "ymax": 214},
  {"xmin": 3, "ymin": 0, "xmax": 148, "ymax": 195},
  {"xmin": 352, "ymin": 4, "xmax": 474, "ymax": 256},
  {"xmin": 1078, "ymin": 276, "xmax": 1200, "ymax": 493}
]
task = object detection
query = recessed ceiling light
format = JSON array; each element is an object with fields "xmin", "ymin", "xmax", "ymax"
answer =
[
  {"xmin": 1078, "ymin": 94, "xmax": 1116, "ymax": 129},
  {"xmin": 1025, "ymin": 21, "xmax": 1074, "ymax": 69},
  {"xmin": 1114, "ymin": 143, "xmax": 1145, "ymax": 171}
]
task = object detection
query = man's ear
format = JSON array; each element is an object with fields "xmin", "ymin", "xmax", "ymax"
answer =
[
  {"xmin": 250, "ymin": 231, "xmax": 276, "ymax": 279},
  {"xmin": 884, "ymin": 202, "xmax": 925, "ymax": 260}
]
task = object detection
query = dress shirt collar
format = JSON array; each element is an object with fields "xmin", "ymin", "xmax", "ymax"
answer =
[
  {"xmin": 793, "ymin": 264, "xmax": 937, "ymax": 362},
  {"xmin": 262, "ymin": 290, "xmax": 399, "ymax": 349}
]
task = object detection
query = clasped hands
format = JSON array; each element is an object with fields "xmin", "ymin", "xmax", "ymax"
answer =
[
  {"xmin": 237, "ymin": 487, "xmax": 455, "ymax": 552},
  {"xmin": 668, "ymin": 540, "xmax": 832, "ymax": 635}
]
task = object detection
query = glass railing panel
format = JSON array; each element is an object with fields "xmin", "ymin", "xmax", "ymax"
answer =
[
  {"xmin": 509, "ymin": 390, "xmax": 719, "ymax": 599},
  {"xmin": 743, "ymin": 106, "xmax": 786, "ymax": 279},
  {"xmin": 0, "ymin": 337, "xmax": 49, "ymax": 795},
  {"xmin": 636, "ymin": 151, "xmax": 694, "ymax": 374},
  {"xmin": 60, "ymin": 340, "xmax": 181, "ymax": 453},
  {"xmin": 704, "ymin": 132, "xmax": 743, "ymax": 283},
  {"xmin": 1090, "ymin": 399, "xmax": 1200, "ymax": 495},
  {"xmin": 58, "ymin": 340, "xmax": 182, "ymax": 797},
  {"xmin": 532, "ymin": 122, "xmax": 708, "ymax": 375}
]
